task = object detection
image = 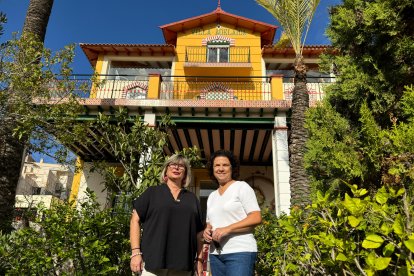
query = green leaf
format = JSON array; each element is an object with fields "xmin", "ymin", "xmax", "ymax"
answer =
[
  {"xmin": 380, "ymin": 223, "xmax": 392, "ymax": 235},
  {"xmin": 364, "ymin": 268, "xmax": 375, "ymax": 276},
  {"xmin": 343, "ymin": 193, "xmax": 365, "ymax": 215},
  {"xmin": 373, "ymin": 257, "xmax": 391, "ymax": 270},
  {"xmin": 396, "ymin": 188, "xmax": 405, "ymax": 197},
  {"xmin": 362, "ymin": 234, "xmax": 384, "ymax": 249},
  {"xmin": 375, "ymin": 187, "xmax": 389, "ymax": 204},
  {"xmin": 382, "ymin": 243, "xmax": 395, "ymax": 257},
  {"xmin": 403, "ymin": 239, "xmax": 414, "ymax": 253},
  {"xmin": 336, "ymin": 253, "xmax": 348, "ymax": 261},
  {"xmin": 348, "ymin": 215, "xmax": 361, "ymax": 227},
  {"xmin": 393, "ymin": 214, "xmax": 405, "ymax": 236}
]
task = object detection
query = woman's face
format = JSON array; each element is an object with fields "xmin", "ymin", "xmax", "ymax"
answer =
[
  {"xmin": 213, "ymin": 156, "xmax": 232, "ymax": 185},
  {"xmin": 165, "ymin": 161, "xmax": 186, "ymax": 184}
]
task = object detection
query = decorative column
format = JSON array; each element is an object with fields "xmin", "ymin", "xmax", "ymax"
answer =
[
  {"xmin": 147, "ymin": 73, "xmax": 161, "ymax": 99},
  {"xmin": 272, "ymin": 112, "xmax": 291, "ymax": 216},
  {"xmin": 270, "ymin": 74, "xmax": 284, "ymax": 100}
]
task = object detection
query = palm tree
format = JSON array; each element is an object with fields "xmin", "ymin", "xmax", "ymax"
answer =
[
  {"xmin": 256, "ymin": 0, "xmax": 320, "ymax": 207},
  {"xmin": 22, "ymin": 0, "xmax": 54, "ymax": 41},
  {"xmin": 0, "ymin": 0, "xmax": 54, "ymax": 233}
]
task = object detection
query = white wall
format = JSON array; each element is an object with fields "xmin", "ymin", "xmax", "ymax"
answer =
[{"xmin": 77, "ymin": 162, "xmax": 109, "ymax": 209}]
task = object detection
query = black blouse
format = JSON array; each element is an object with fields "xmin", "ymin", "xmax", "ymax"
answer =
[{"xmin": 133, "ymin": 184, "xmax": 204, "ymax": 271}]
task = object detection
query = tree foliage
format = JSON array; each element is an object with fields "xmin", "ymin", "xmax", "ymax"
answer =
[
  {"xmin": 0, "ymin": 0, "xmax": 59, "ymax": 234},
  {"xmin": 255, "ymin": 0, "xmax": 414, "ymax": 274},
  {"xmin": 0, "ymin": 33, "xmax": 89, "ymax": 233},
  {"xmin": 306, "ymin": 0, "xmax": 414, "ymax": 195},
  {"xmin": 0, "ymin": 191, "xmax": 131, "ymax": 275},
  {"xmin": 256, "ymin": 182, "xmax": 414, "ymax": 275},
  {"xmin": 322, "ymin": 0, "xmax": 414, "ymax": 127},
  {"xmin": 0, "ymin": 106, "xmax": 203, "ymax": 274},
  {"xmin": 89, "ymin": 108, "xmax": 203, "ymax": 203},
  {"xmin": 255, "ymin": 0, "xmax": 320, "ymax": 55}
]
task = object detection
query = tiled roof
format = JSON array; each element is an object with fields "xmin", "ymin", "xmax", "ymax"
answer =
[
  {"xmin": 159, "ymin": 6, "xmax": 278, "ymax": 47},
  {"xmin": 80, "ymin": 43, "xmax": 176, "ymax": 67}
]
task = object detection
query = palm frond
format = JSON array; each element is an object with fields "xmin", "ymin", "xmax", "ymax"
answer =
[{"xmin": 256, "ymin": 0, "xmax": 320, "ymax": 56}]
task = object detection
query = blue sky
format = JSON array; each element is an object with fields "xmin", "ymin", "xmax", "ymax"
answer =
[
  {"xmin": 2, "ymin": 0, "xmax": 341, "ymax": 74},
  {"xmin": 1, "ymin": 0, "xmax": 340, "ymax": 163}
]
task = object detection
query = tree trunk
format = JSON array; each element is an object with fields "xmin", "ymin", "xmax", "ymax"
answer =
[
  {"xmin": 0, "ymin": 119, "xmax": 25, "ymax": 233},
  {"xmin": 0, "ymin": 0, "xmax": 54, "ymax": 233},
  {"xmin": 289, "ymin": 56, "xmax": 311, "ymax": 207},
  {"xmin": 22, "ymin": 0, "xmax": 54, "ymax": 42}
]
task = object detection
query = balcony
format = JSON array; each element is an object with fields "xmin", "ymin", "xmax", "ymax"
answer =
[
  {"xmin": 184, "ymin": 46, "xmax": 251, "ymax": 68},
  {"xmin": 50, "ymin": 74, "xmax": 333, "ymax": 106},
  {"xmin": 160, "ymin": 77, "xmax": 271, "ymax": 100}
]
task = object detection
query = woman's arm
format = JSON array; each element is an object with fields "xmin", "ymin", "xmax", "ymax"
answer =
[
  {"xmin": 212, "ymin": 211, "xmax": 262, "ymax": 242},
  {"xmin": 195, "ymin": 231, "xmax": 204, "ymax": 275},
  {"xmin": 202, "ymin": 222, "xmax": 213, "ymax": 242},
  {"xmin": 130, "ymin": 209, "xmax": 143, "ymax": 273}
]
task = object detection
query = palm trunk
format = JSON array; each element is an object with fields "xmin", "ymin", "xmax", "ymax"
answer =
[
  {"xmin": 22, "ymin": 0, "xmax": 54, "ymax": 41},
  {"xmin": 289, "ymin": 56, "xmax": 311, "ymax": 207},
  {"xmin": 0, "ymin": 119, "xmax": 25, "ymax": 233},
  {"xmin": 0, "ymin": 0, "xmax": 54, "ymax": 233}
]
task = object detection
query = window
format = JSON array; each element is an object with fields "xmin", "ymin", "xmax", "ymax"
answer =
[
  {"xmin": 32, "ymin": 187, "xmax": 41, "ymax": 195},
  {"xmin": 207, "ymin": 41, "xmax": 230, "ymax": 63}
]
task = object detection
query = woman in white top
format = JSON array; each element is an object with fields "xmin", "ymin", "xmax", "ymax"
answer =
[{"xmin": 203, "ymin": 150, "xmax": 262, "ymax": 276}]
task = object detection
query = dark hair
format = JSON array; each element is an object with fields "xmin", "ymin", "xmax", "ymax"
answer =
[{"xmin": 207, "ymin": 150, "xmax": 240, "ymax": 182}]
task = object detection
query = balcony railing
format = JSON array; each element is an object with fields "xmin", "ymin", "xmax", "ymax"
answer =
[
  {"xmin": 50, "ymin": 75, "xmax": 334, "ymax": 102},
  {"xmin": 185, "ymin": 46, "xmax": 250, "ymax": 63},
  {"xmin": 93, "ymin": 76, "xmax": 149, "ymax": 99},
  {"xmin": 160, "ymin": 76, "xmax": 271, "ymax": 100},
  {"xmin": 283, "ymin": 77, "xmax": 334, "ymax": 102}
]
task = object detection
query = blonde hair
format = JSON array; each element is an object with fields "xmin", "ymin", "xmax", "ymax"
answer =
[{"xmin": 160, "ymin": 154, "xmax": 192, "ymax": 188}]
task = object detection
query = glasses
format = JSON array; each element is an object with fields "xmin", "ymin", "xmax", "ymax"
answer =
[{"xmin": 168, "ymin": 163, "xmax": 186, "ymax": 170}]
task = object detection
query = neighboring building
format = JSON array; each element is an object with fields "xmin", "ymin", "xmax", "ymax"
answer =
[
  {"xmin": 14, "ymin": 155, "xmax": 74, "ymax": 224},
  {"xmin": 68, "ymin": 4, "xmax": 334, "ymax": 215}
]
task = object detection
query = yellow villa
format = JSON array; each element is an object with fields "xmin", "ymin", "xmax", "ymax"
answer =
[{"xmin": 69, "ymin": 3, "xmax": 333, "ymax": 215}]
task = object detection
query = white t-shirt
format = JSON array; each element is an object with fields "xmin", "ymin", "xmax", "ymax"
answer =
[{"xmin": 206, "ymin": 181, "xmax": 260, "ymax": 254}]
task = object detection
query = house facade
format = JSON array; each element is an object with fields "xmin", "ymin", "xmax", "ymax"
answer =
[
  {"xmin": 69, "ymin": 4, "xmax": 333, "ymax": 215},
  {"xmin": 14, "ymin": 155, "xmax": 74, "ymax": 226}
]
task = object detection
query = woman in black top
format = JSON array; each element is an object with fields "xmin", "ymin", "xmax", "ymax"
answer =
[{"xmin": 130, "ymin": 154, "xmax": 205, "ymax": 276}]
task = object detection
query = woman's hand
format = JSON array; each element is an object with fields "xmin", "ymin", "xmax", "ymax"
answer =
[
  {"xmin": 130, "ymin": 254, "xmax": 143, "ymax": 274},
  {"xmin": 212, "ymin": 226, "xmax": 231, "ymax": 242},
  {"xmin": 203, "ymin": 224, "xmax": 213, "ymax": 243}
]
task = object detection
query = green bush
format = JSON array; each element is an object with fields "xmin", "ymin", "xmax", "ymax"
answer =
[
  {"xmin": 0, "ymin": 191, "xmax": 131, "ymax": 275},
  {"xmin": 256, "ymin": 183, "xmax": 414, "ymax": 275}
]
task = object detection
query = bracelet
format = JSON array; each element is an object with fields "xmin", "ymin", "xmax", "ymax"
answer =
[
  {"xmin": 130, "ymin": 252, "xmax": 143, "ymax": 259},
  {"xmin": 195, "ymin": 258, "xmax": 204, "ymax": 263},
  {"xmin": 131, "ymin": 247, "xmax": 140, "ymax": 250}
]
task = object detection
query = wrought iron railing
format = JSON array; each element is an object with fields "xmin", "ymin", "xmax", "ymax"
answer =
[
  {"xmin": 48, "ymin": 74, "xmax": 334, "ymax": 102},
  {"xmin": 185, "ymin": 46, "xmax": 250, "ymax": 63},
  {"xmin": 93, "ymin": 76, "xmax": 149, "ymax": 99},
  {"xmin": 160, "ymin": 76, "xmax": 271, "ymax": 100}
]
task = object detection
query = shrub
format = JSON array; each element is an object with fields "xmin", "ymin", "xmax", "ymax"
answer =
[{"xmin": 255, "ymin": 183, "xmax": 414, "ymax": 275}]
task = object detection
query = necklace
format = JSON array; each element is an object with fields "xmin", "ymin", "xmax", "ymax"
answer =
[{"xmin": 167, "ymin": 183, "xmax": 182, "ymax": 201}]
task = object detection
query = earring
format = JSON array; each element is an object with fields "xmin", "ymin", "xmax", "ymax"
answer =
[{"xmin": 164, "ymin": 176, "xmax": 168, "ymax": 182}]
